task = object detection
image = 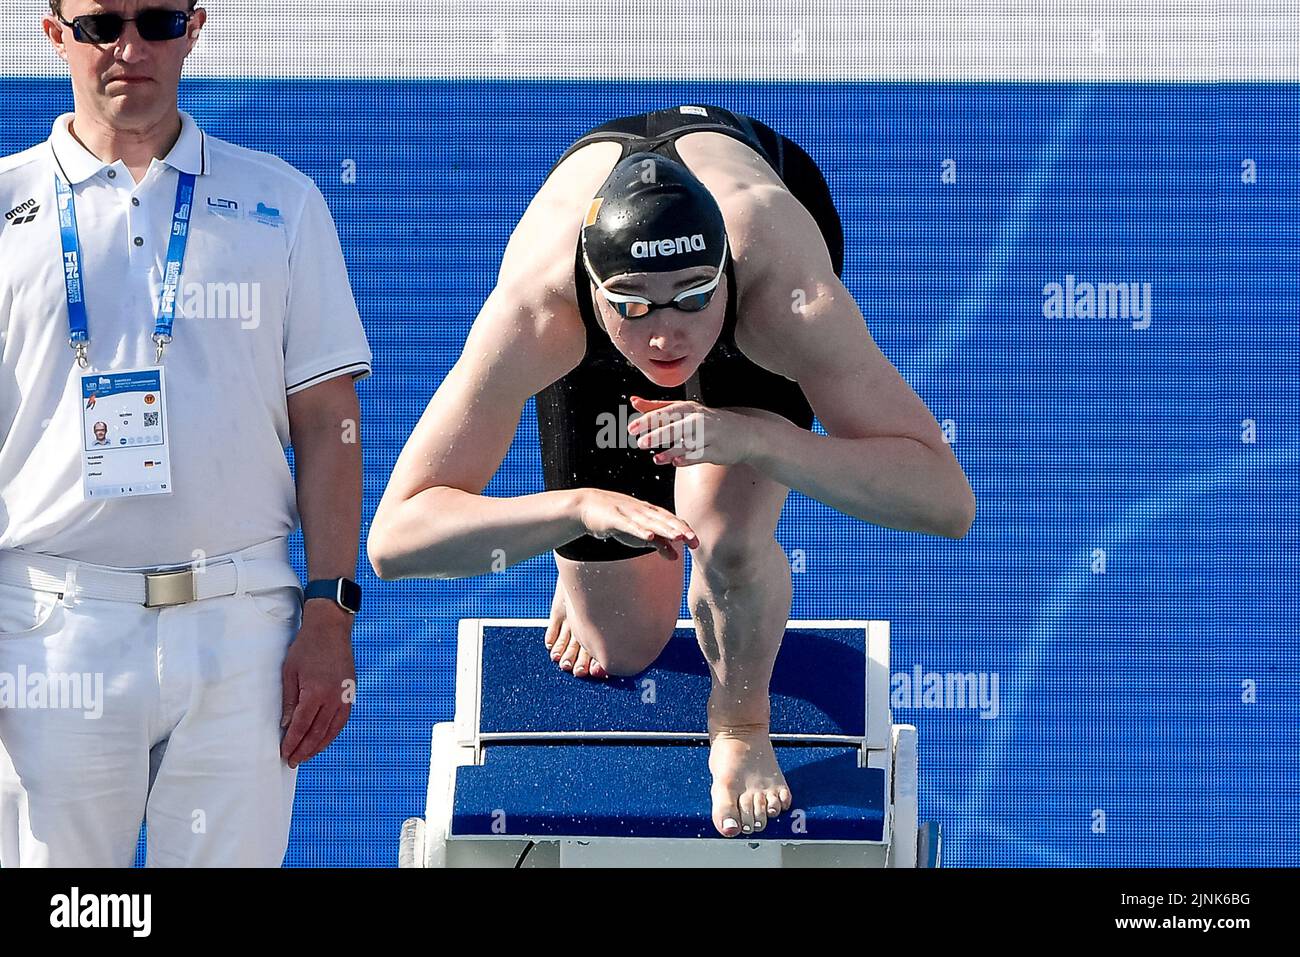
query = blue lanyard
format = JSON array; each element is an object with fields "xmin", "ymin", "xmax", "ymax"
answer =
[{"xmin": 54, "ymin": 170, "xmax": 196, "ymax": 368}]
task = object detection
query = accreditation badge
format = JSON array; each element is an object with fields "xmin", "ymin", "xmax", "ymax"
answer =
[{"xmin": 80, "ymin": 366, "xmax": 173, "ymax": 499}]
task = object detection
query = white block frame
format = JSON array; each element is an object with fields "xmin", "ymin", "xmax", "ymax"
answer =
[{"xmin": 402, "ymin": 618, "xmax": 940, "ymax": 868}]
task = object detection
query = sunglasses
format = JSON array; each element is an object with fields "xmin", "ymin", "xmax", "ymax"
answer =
[
  {"xmin": 57, "ymin": 8, "xmax": 193, "ymax": 44},
  {"xmin": 586, "ymin": 237, "xmax": 729, "ymax": 320}
]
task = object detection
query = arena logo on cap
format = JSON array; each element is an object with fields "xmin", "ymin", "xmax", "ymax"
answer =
[{"xmin": 630, "ymin": 234, "xmax": 706, "ymax": 259}]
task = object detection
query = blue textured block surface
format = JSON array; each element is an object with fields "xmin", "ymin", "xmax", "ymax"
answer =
[
  {"xmin": 479, "ymin": 624, "xmax": 867, "ymax": 736},
  {"xmin": 452, "ymin": 744, "xmax": 885, "ymax": 841}
]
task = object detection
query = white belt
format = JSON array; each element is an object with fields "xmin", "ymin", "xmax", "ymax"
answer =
[{"xmin": 0, "ymin": 539, "xmax": 302, "ymax": 609}]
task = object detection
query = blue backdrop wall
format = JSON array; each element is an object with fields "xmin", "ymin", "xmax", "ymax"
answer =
[{"xmin": 1, "ymin": 80, "xmax": 1295, "ymax": 866}]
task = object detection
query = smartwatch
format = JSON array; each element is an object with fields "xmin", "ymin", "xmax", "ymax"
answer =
[{"xmin": 304, "ymin": 577, "xmax": 362, "ymax": 615}]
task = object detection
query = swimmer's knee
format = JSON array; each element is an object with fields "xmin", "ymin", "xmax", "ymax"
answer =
[
  {"xmin": 600, "ymin": 645, "xmax": 664, "ymax": 677},
  {"xmin": 690, "ymin": 531, "xmax": 782, "ymax": 583},
  {"xmin": 566, "ymin": 614, "xmax": 676, "ymax": 676},
  {"xmin": 597, "ymin": 626, "xmax": 675, "ymax": 676}
]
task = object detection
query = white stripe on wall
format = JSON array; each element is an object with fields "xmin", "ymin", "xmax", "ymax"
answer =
[{"xmin": 2, "ymin": 0, "xmax": 1295, "ymax": 80}]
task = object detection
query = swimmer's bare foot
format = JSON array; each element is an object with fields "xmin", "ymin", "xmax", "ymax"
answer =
[
  {"xmin": 708, "ymin": 723, "xmax": 791, "ymax": 837},
  {"xmin": 543, "ymin": 579, "xmax": 607, "ymax": 680}
]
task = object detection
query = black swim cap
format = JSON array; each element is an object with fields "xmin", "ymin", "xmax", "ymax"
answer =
[{"xmin": 581, "ymin": 151, "xmax": 728, "ymax": 285}]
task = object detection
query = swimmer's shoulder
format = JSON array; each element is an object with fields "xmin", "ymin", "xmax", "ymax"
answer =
[
  {"xmin": 478, "ymin": 140, "xmax": 624, "ymax": 384},
  {"xmin": 724, "ymin": 186, "xmax": 834, "ymax": 380},
  {"xmin": 502, "ymin": 142, "xmax": 624, "ymax": 310},
  {"xmin": 671, "ymin": 132, "xmax": 798, "ymax": 293}
]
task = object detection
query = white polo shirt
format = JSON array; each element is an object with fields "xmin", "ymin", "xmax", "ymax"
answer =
[{"xmin": 0, "ymin": 111, "xmax": 372, "ymax": 567}]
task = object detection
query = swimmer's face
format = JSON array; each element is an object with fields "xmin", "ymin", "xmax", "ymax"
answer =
[{"xmin": 590, "ymin": 265, "xmax": 728, "ymax": 386}]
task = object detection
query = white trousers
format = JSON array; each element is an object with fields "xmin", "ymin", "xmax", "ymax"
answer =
[{"xmin": 0, "ymin": 540, "xmax": 300, "ymax": 867}]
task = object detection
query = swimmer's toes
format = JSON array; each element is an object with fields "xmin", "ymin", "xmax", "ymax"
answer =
[
  {"xmin": 737, "ymin": 791, "xmax": 758, "ymax": 835},
  {"xmin": 748, "ymin": 790, "xmax": 769, "ymax": 832},
  {"xmin": 711, "ymin": 784, "xmax": 743, "ymax": 838}
]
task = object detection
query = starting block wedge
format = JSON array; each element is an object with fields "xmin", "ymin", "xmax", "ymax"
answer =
[{"xmin": 399, "ymin": 618, "xmax": 941, "ymax": 868}]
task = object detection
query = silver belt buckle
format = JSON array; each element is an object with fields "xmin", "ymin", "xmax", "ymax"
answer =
[{"xmin": 144, "ymin": 568, "xmax": 197, "ymax": 608}]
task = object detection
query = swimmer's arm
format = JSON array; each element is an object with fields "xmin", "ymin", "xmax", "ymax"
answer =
[
  {"xmin": 370, "ymin": 484, "xmax": 589, "ymax": 581},
  {"xmin": 740, "ymin": 197, "xmax": 976, "ymax": 538},
  {"xmin": 745, "ymin": 409, "xmax": 975, "ymax": 538},
  {"xmin": 368, "ymin": 284, "xmax": 589, "ymax": 580}
]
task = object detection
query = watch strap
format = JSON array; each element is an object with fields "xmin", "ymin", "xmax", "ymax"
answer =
[{"xmin": 304, "ymin": 577, "xmax": 361, "ymax": 614}]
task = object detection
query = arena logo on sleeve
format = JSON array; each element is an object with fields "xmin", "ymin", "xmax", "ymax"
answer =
[{"xmin": 4, "ymin": 197, "xmax": 39, "ymax": 226}]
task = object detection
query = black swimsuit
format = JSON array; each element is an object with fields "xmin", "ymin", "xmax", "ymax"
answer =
[{"xmin": 536, "ymin": 105, "xmax": 845, "ymax": 562}]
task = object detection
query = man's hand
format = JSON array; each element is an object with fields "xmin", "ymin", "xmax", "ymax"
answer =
[
  {"xmin": 626, "ymin": 395, "xmax": 762, "ymax": 468},
  {"xmin": 280, "ymin": 599, "xmax": 356, "ymax": 769}
]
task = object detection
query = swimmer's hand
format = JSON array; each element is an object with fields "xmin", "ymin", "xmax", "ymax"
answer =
[
  {"xmin": 577, "ymin": 488, "xmax": 700, "ymax": 560},
  {"xmin": 627, "ymin": 396, "xmax": 758, "ymax": 468}
]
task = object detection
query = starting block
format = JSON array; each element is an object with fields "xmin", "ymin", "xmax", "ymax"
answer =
[{"xmin": 399, "ymin": 618, "xmax": 941, "ymax": 868}]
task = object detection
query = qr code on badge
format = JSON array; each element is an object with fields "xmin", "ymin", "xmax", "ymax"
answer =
[{"xmin": 143, "ymin": 411, "xmax": 159, "ymax": 427}]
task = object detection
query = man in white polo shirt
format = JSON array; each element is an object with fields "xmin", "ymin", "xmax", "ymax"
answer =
[{"xmin": 0, "ymin": 0, "xmax": 372, "ymax": 866}]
